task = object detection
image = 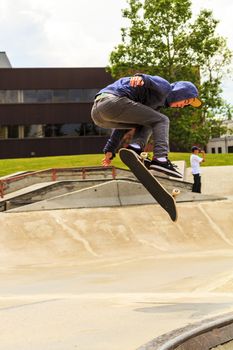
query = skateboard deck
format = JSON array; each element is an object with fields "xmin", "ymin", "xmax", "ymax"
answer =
[{"xmin": 119, "ymin": 148, "xmax": 178, "ymax": 222}]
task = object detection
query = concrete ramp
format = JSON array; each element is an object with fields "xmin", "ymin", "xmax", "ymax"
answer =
[
  {"xmin": 0, "ymin": 164, "xmax": 233, "ymax": 350},
  {"xmin": 0, "ymin": 199, "xmax": 233, "ymax": 350},
  {"xmin": 7, "ymin": 180, "xmax": 223, "ymax": 212},
  {"xmin": 1, "ymin": 200, "xmax": 233, "ymax": 268},
  {"xmin": 6, "ymin": 180, "xmax": 151, "ymax": 211}
]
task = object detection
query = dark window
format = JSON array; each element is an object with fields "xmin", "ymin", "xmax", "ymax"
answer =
[
  {"xmin": 211, "ymin": 148, "xmax": 216, "ymax": 154},
  {"xmin": 68, "ymin": 89, "xmax": 99, "ymax": 102},
  {"xmin": 52, "ymin": 90, "xmax": 69, "ymax": 102},
  {"xmin": 0, "ymin": 90, "xmax": 19, "ymax": 103},
  {"xmin": 24, "ymin": 125, "xmax": 44, "ymax": 138},
  {"xmin": 44, "ymin": 124, "xmax": 61, "ymax": 137},
  {"xmin": 218, "ymin": 147, "xmax": 222, "ymax": 153},
  {"xmin": 3, "ymin": 123, "xmax": 111, "ymax": 138},
  {"xmin": 24, "ymin": 90, "xmax": 52, "ymax": 103},
  {"xmin": 0, "ymin": 89, "xmax": 99, "ymax": 103},
  {"xmin": 59, "ymin": 123, "xmax": 82, "ymax": 136},
  {"xmin": 228, "ymin": 146, "xmax": 233, "ymax": 153},
  {"xmin": 0, "ymin": 126, "xmax": 6, "ymax": 139},
  {"xmin": 49, "ymin": 123, "xmax": 111, "ymax": 137},
  {"xmin": 8, "ymin": 125, "xmax": 19, "ymax": 138},
  {"xmin": 22, "ymin": 89, "xmax": 99, "ymax": 103}
]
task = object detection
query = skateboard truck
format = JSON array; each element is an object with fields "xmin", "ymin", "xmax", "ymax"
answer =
[
  {"xmin": 172, "ymin": 188, "xmax": 180, "ymax": 198},
  {"xmin": 140, "ymin": 152, "xmax": 148, "ymax": 164}
]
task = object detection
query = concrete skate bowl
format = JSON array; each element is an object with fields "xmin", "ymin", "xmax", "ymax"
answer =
[
  {"xmin": 1, "ymin": 200, "xmax": 233, "ymax": 268},
  {"xmin": 1, "ymin": 199, "xmax": 233, "ymax": 350}
]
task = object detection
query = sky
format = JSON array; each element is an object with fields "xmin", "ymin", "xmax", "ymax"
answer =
[{"xmin": 0, "ymin": 0, "xmax": 233, "ymax": 104}]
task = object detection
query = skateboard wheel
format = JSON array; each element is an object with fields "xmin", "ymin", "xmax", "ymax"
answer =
[
  {"xmin": 172, "ymin": 188, "xmax": 180, "ymax": 197},
  {"xmin": 140, "ymin": 152, "xmax": 148, "ymax": 160}
]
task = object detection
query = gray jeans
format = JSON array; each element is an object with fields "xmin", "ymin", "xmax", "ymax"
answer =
[{"xmin": 91, "ymin": 95, "xmax": 169, "ymax": 157}]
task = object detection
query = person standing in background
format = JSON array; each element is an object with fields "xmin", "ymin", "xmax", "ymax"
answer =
[{"xmin": 190, "ymin": 146, "xmax": 206, "ymax": 193}]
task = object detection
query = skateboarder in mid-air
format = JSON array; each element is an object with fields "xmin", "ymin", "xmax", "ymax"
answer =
[{"xmin": 91, "ymin": 73, "xmax": 202, "ymax": 178}]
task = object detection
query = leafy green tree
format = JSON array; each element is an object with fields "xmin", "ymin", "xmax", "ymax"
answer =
[{"xmin": 107, "ymin": 0, "xmax": 232, "ymax": 151}]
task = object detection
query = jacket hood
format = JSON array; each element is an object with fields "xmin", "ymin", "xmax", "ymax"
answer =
[{"xmin": 166, "ymin": 81, "xmax": 200, "ymax": 105}]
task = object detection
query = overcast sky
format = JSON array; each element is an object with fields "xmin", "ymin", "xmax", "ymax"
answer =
[{"xmin": 1, "ymin": 0, "xmax": 232, "ymax": 103}]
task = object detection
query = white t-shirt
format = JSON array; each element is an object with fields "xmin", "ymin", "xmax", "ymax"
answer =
[{"xmin": 190, "ymin": 154, "xmax": 203, "ymax": 174}]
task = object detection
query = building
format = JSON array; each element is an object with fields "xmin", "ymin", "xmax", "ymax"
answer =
[
  {"xmin": 0, "ymin": 52, "xmax": 114, "ymax": 158},
  {"xmin": 206, "ymin": 120, "xmax": 233, "ymax": 154},
  {"xmin": 0, "ymin": 51, "xmax": 12, "ymax": 68}
]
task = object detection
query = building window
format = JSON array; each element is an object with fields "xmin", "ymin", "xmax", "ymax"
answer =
[
  {"xmin": 8, "ymin": 125, "xmax": 19, "ymax": 138},
  {"xmin": 1, "ymin": 123, "xmax": 110, "ymax": 139},
  {"xmin": 44, "ymin": 124, "xmax": 61, "ymax": 137},
  {"xmin": 68, "ymin": 89, "xmax": 99, "ymax": 102},
  {"xmin": 211, "ymin": 148, "xmax": 216, "ymax": 154},
  {"xmin": 24, "ymin": 125, "xmax": 44, "ymax": 138},
  {"xmin": 228, "ymin": 146, "xmax": 233, "ymax": 153},
  {"xmin": 0, "ymin": 89, "xmax": 100, "ymax": 103},
  {"xmin": 218, "ymin": 147, "xmax": 222, "ymax": 153},
  {"xmin": 0, "ymin": 126, "xmax": 7, "ymax": 139},
  {"xmin": 0, "ymin": 90, "xmax": 19, "ymax": 103},
  {"xmin": 45, "ymin": 123, "xmax": 110, "ymax": 137},
  {"xmin": 24, "ymin": 90, "xmax": 52, "ymax": 103}
]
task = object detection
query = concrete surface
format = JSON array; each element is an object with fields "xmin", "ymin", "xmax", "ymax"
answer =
[
  {"xmin": 138, "ymin": 311, "xmax": 233, "ymax": 349},
  {"xmin": 0, "ymin": 166, "xmax": 123, "ymax": 196},
  {"xmin": 2, "ymin": 167, "xmax": 224, "ymax": 213},
  {"xmin": 0, "ymin": 166, "xmax": 192, "ymax": 212},
  {"xmin": 0, "ymin": 166, "xmax": 232, "ymax": 350},
  {"xmin": 186, "ymin": 165, "xmax": 233, "ymax": 196},
  {"xmin": 214, "ymin": 342, "xmax": 233, "ymax": 349},
  {"xmin": 7, "ymin": 179, "xmax": 222, "ymax": 213}
]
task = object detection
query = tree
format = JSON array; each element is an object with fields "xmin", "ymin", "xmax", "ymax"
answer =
[{"xmin": 107, "ymin": 0, "xmax": 232, "ymax": 151}]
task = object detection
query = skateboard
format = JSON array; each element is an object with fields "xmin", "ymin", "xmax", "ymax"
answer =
[{"xmin": 119, "ymin": 148, "xmax": 180, "ymax": 222}]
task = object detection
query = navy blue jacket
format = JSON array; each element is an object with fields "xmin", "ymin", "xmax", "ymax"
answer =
[
  {"xmin": 97, "ymin": 74, "xmax": 199, "ymax": 154},
  {"xmin": 98, "ymin": 74, "xmax": 171, "ymax": 109}
]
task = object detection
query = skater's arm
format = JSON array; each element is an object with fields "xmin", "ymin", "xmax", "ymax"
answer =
[
  {"xmin": 102, "ymin": 129, "xmax": 128, "ymax": 166},
  {"xmin": 102, "ymin": 152, "xmax": 114, "ymax": 166},
  {"xmin": 103, "ymin": 129, "xmax": 127, "ymax": 154}
]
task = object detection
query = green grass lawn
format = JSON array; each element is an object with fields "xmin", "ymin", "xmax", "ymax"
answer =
[{"xmin": 0, "ymin": 152, "xmax": 233, "ymax": 177}]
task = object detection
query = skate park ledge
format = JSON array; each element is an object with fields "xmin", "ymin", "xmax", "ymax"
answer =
[{"xmin": 137, "ymin": 312, "xmax": 233, "ymax": 350}]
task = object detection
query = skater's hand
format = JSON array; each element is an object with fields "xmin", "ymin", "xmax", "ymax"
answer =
[
  {"xmin": 102, "ymin": 152, "xmax": 113, "ymax": 167},
  {"xmin": 130, "ymin": 76, "xmax": 144, "ymax": 87}
]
